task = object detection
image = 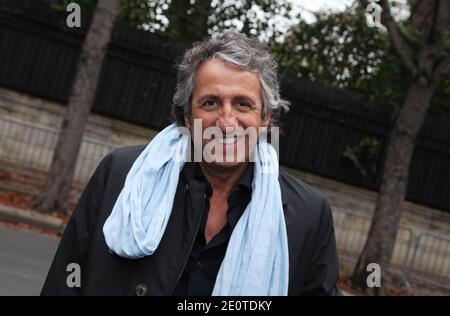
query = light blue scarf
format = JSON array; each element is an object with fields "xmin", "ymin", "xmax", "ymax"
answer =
[{"xmin": 103, "ymin": 123, "xmax": 289, "ymax": 295}]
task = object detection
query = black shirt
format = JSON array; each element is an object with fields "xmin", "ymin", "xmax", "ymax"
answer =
[{"xmin": 172, "ymin": 162, "xmax": 254, "ymax": 296}]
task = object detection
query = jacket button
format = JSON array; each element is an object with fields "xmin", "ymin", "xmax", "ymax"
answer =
[
  {"xmin": 135, "ymin": 283, "xmax": 149, "ymax": 296},
  {"xmin": 184, "ymin": 184, "xmax": 189, "ymax": 194}
]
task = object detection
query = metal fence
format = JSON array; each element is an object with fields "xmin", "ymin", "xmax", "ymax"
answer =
[
  {"xmin": 0, "ymin": 116, "xmax": 116, "ymax": 183},
  {"xmin": 333, "ymin": 207, "xmax": 450, "ymax": 291},
  {"xmin": 406, "ymin": 233, "xmax": 450, "ymax": 289}
]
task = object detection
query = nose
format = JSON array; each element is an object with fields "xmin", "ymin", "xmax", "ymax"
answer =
[{"xmin": 216, "ymin": 102, "xmax": 239, "ymax": 132}]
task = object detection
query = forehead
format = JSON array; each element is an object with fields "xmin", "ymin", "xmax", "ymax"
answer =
[{"xmin": 193, "ymin": 58, "xmax": 261, "ymax": 99}]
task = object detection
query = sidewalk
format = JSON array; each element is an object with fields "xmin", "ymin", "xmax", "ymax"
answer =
[{"xmin": 0, "ymin": 203, "xmax": 64, "ymax": 233}]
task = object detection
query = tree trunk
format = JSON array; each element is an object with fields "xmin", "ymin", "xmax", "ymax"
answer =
[
  {"xmin": 34, "ymin": 0, "xmax": 120, "ymax": 214},
  {"xmin": 350, "ymin": 77, "xmax": 438, "ymax": 294},
  {"xmin": 351, "ymin": 0, "xmax": 449, "ymax": 295}
]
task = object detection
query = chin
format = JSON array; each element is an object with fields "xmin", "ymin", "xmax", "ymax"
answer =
[
  {"xmin": 204, "ymin": 151, "xmax": 249, "ymax": 168},
  {"xmin": 211, "ymin": 159, "xmax": 245, "ymax": 168}
]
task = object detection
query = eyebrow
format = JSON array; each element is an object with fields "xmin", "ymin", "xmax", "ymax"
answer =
[
  {"xmin": 196, "ymin": 95, "xmax": 220, "ymax": 104},
  {"xmin": 195, "ymin": 94, "xmax": 257, "ymax": 105}
]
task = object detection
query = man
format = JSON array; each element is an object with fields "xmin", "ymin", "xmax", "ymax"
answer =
[{"xmin": 41, "ymin": 32, "xmax": 340, "ymax": 296}]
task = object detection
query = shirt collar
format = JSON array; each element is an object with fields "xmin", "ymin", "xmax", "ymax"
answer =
[
  {"xmin": 193, "ymin": 162, "xmax": 254, "ymax": 194},
  {"xmin": 193, "ymin": 163, "xmax": 253, "ymax": 230}
]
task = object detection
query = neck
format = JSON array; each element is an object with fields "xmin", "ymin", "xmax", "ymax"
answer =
[{"xmin": 199, "ymin": 162, "xmax": 248, "ymax": 196}]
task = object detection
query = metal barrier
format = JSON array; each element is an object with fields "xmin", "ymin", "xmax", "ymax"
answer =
[
  {"xmin": 0, "ymin": 116, "xmax": 116, "ymax": 183},
  {"xmin": 332, "ymin": 207, "xmax": 450, "ymax": 291},
  {"xmin": 405, "ymin": 233, "xmax": 450, "ymax": 290},
  {"xmin": 332, "ymin": 207, "xmax": 413, "ymax": 271}
]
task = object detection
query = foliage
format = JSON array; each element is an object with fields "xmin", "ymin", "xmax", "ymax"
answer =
[
  {"xmin": 274, "ymin": 4, "xmax": 449, "ymax": 116},
  {"xmin": 49, "ymin": 0, "xmax": 295, "ymax": 42},
  {"xmin": 343, "ymin": 137, "xmax": 381, "ymax": 180},
  {"xmin": 274, "ymin": 7, "xmax": 387, "ymax": 87}
]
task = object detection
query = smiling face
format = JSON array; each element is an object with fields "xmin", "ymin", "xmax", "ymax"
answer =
[{"xmin": 185, "ymin": 58, "xmax": 270, "ymax": 168}]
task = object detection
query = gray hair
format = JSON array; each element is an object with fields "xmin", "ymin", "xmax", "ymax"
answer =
[{"xmin": 171, "ymin": 31, "xmax": 290, "ymax": 127}]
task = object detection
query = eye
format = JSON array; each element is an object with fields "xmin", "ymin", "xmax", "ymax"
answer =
[
  {"xmin": 202, "ymin": 99, "xmax": 217, "ymax": 107},
  {"xmin": 236, "ymin": 100, "xmax": 251, "ymax": 108}
]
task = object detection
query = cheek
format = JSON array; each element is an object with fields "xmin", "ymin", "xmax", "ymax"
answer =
[
  {"xmin": 191, "ymin": 107, "xmax": 219, "ymax": 125},
  {"xmin": 239, "ymin": 111, "xmax": 263, "ymax": 128}
]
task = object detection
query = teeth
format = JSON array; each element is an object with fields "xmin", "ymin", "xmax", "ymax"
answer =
[{"xmin": 216, "ymin": 137, "xmax": 236, "ymax": 145}]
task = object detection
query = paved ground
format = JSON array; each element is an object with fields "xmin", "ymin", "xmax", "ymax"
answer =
[
  {"xmin": 0, "ymin": 224, "xmax": 58, "ymax": 295},
  {"xmin": 0, "ymin": 223, "xmax": 355, "ymax": 296}
]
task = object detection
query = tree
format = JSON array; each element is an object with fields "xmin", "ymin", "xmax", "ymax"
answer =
[
  {"xmin": 275, "ymin": 0, "xmax": 449, "ymax": 295},
  {"xmin": 34, "ymin": 0, "xmax": 121, "ymax": 214},
  {"xmin": 163, "ymin": 0, "xmax": 213, "ymax": 41},
  {"xmin": 154, "ymin": 0, "xmax": 295, "ymax": 42},
  {"xmin": 273, "ymin": 4, "xmax": 448, "ymax": 117},
  {"xmin": 274, "ymin": 6, "xmax": 387, "ymax": 88},
  {"xmin": 350, "ymin": 0, "xmax": 449, "ymax": 294},
  {"xmin": 51, "ymin": 0, "xmax": 295, "ymax": 42},
  {"xmin": 208, "ymin": 0, "xmax": 296, "ymax": 42}
]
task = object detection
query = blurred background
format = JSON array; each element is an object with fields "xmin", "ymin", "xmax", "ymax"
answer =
[{"xmin": 0, "ymin": 0, "xmax": 448, "ymax": 296}]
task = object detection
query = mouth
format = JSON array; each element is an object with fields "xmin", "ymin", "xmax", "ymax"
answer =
[{"xmin": 215, "ymin": 136, "xmax": 238, "ymax": 145}]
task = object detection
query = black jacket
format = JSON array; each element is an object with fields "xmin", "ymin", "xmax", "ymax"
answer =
[{"xmin": 41, "ymin": 145, "xmax": 340, "ymax": 296}]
